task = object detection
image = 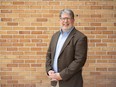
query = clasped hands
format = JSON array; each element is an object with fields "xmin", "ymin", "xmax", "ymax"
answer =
[{"xmin": 48, "ymin": 70, "xmax": 62, "ymax": 81}]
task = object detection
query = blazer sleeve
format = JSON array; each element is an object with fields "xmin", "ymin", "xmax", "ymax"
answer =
[{"xmin": 60, "ymin": 36, "xmax": 88, "ymax": 81}]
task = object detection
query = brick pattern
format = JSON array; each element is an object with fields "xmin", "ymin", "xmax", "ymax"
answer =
[{"xmin": 0, "ymin": 0, "xmax": 116, "ymax": 87}]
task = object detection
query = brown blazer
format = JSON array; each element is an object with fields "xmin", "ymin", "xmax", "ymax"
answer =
[{"xmin": 46, "ymin": 27, "xmax": 88, "ymax": 87}]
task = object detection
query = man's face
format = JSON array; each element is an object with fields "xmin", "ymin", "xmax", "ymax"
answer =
[{"xmin": 60, "ymin": 13, "xmax": 74, "ymax": 31}]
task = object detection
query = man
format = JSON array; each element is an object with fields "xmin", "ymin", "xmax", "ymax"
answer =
[{"xmin": 46, "ymin": 9, "xmax": 88, "ymax": 87}]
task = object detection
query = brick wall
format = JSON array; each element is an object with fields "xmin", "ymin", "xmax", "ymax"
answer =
[{"xmin": 0, "ymin": 0, "xmax": 116, "ymax": 87}]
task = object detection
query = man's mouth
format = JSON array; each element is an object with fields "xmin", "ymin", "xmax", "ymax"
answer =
[{"xmin": 63, "ymin": 24, "xmax": 69, "ymax": 26}]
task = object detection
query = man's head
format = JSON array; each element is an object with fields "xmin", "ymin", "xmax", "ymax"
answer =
[{"xmin": 59, "ymin": 9, "xmax": 75, "ymax": 31}]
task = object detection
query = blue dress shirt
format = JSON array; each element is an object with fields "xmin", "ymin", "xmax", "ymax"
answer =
[{"xmin": 53, "ymin": 27, "xmax": 73, "ymax": 72}]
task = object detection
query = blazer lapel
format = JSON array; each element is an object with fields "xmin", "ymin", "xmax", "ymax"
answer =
[{"xmin": 59, "ymin": 28, "xmax": 76, "ymax": 57}]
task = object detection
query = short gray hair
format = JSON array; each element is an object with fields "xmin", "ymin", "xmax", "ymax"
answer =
[{"xmin": 59, "ymin": 9, "xmax": 74, "ymax": 19}]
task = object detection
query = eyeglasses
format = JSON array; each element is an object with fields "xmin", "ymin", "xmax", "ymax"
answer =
[{"xmin": 60, "ymin": 17, "xmax": 73, "ymax": 21}]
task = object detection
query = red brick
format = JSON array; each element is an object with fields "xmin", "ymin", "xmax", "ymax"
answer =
[
  {"xmin": 96, "ymin": 43, "xmax": 107, "ymax": 47},
  {"xmin": 1, "ymin": 84, "xmax": 12, "ymax": 87},
  {"xmin": 108, "ymin": 68, "xmax": 116, "ymax": 71},
  {"xmin": 97, "ymin": 60, "xmax": 107, "ymax": 63},
  {"xmin": 114, "ymin": 23, "xmax": 116, "ymax": 26},
  {"xmin": 96, "ymin": 52, "xmax": 107, "ymax": 56},
  {"xmin": 37, "ymin": 43, "xmax": 47, "ymax": 46},
  {"xmin": 108, "ymin": 35, "xmax": 116, "ymax": 38},
  {"xmin": 13, "ymin": 84, "xmax": 25, "ymax": 87},
  {"xmin": 79, "ymin": 6, "xmax": 91, "ymax": 9},
  {"xmin": 103, "ymin": 31, "xmax": 113, "ymax": 34},
  {"xmin": 19, "ymin": 48, "xmax": 30, "ymax": 51},
  {"xmin": 85, "ymin": 2, "xmax": 96, "ymax": 5},
  {"xmin": 13, "ymin": 52, "xmax": 23, "ymax": 55},
  {"xmin": 96, "ymin": 27, "xmax": 107, "ymax": 30},
  {"xmin": 7, "ymin": 48, "xmax": 18, "ymax": 51},
  {"xmin": 13, "ymin": 2, "xmax": 24, "ymax": 5},
  {"xmin": 90, "ymin": 72, "xmax": 101, "ymax": 75},
  {"xmin": 114, "ymin": 14, "xmax": 116, "ymax": 17},
  {"xmin": 25, "ymin": 84, "xmax": 36, "ymax": 87},
  {"xmin": 1, "ymin": 10, "xmax": 12, "ymax": 13},
  {"xmin": 108, "ymin": 52, "xmax": 116, "ymax": 55},
  {"xmin": 13, "ymin": 60, "xmax": 24, "ymax": 63},
  {"xmin": 20, "ymin": 39, "xmax": 30, "ymax": 42},
  {"xmin": 96, "ymin": 84, "xmax": 107, "ymax": 87},
  {"xmin": 31, "ymin": 31, "xmax": 42, "ymax": 34},
  {"xmin": 13, "ymin": 43, "xmax": 23, "ymax": 46},
  {"xmin": 1, "ymin": 18, "xmax": 12, "ymax": 21},
  {"xmin": 37, "ymin": 18, "xmax": 48, "ymax": 22},
  {"xmin": 102, "ymin": 6, "xmax": 114, "ymax": 9},
  {"xmin": 7, "ymin": 80, "xmax": 18, "ymax": 84},
  {"xmin": 1, "ymin": 68, "xmax": 12, "ymax": 71},
  {"xmin": 32, "ymin": 39, "xmax": 42, "ymax": 42},
  {"xmin": 91, "ymin": 31, "xmax": 102, "ymax": 34},
  {"xmin": 25, "ymin": 35, "xmax": 36, "ymax": 38},
  {"xmin": 91, "ymin": 23, "xmax": 101, "ymax": 26},
  {"xmin": 0, "ymin": 31, "xmax": 7, "ymax": 34},
  {"xmin": 84, "ymin": 27, "xmax": 95, "ymax": 30},
  {"xmin": 96, "ymin": 68, "xmax": 107, "ymax": 71},
  {"xmin": 49, "ymin": 2, "xmax": 60, "ymax": 5},
  {"xmin": 19, "ymin": 31, "xmax": 30, "ymax": 34},
  {"xmin": 30, "ymin": 6, "xmax": 41, "ymax": 9},
  {"xmin": 12, "ymin": 10, "xmax": 24, "ymax": 13},
  {"xmin": 37, "ymin": 52, "xmax": 46, "ymax": 55},
  {"xmin": 1, "ymin": 35, "xmax": 12, "ymax": 38},
  {"xmin": 19, "ymin": 64, "xmax": 30, "ymax": 67},
  {"xmin": 37, "ymin": 35, "xmax": 48, "ymax": 38},
  {"xmin": 95, "ymin": 19, "xmax": 107, "ymax": 22},
  {"xmin": 90, "ymin": 39, "xmax": 101, "ymax": 43},
  {"xmin": 24, "ymin": 52, "xmax": 36, "ymax": 55},
  {"xmin": 25, "ymin": 27, "xmax": 35, "ymax": 30},
  {"xmin": 31, "ymin": 48, "xmax": 42, "ymax": 51},
  {"xmin": 1, "ymin": 76, "xmax": 12, "ymax": 80},
  {"xmin": 0, "ymin": 39, "xmax": 6, "ymax": 42},
  {"xmin": 7, "ymin": 64, "xmax": 18, "ymax": 67},
  {"xmin": 12, "ymin": 35, "xmax": 24, "ymax": 39},
  {"xmin": 87, "ymin": 60, "xmax": 96, "ymax": 63},
  {"xmin": 91, "ymin": 14, "xmax": 101, "ymax": 18},
  {"xmin": 7, "ymin": 31, "xmax": 18, "ymax": 34},
  {"xmin": 0, "ymin": 14, "xmax": 5, "ymax": 17},
  {"xmin": 96, "ymin": 35, "xmax": 107, "ymax": 38},
  {"xmin": 91, "ymin": 6, "xmax": 101, "ymax": 9},
  {"xmin": 7, "ymin": 22, "xmax": 18, "ymax": 26},
  {"xmin": 1, "ymin": 52, "xmax": 12, "ymax": 55},
  {"xmin": 109, "ymin": 60, "xmax": 116, "ymax": 63},
  {"xmin": 25, "ymin": 60, "xmax": 36, "ymax": 63},
  {"xmin": 24, "ymin": 10, "xmax": 36, "ymax": 13},
  {"xmin": 31, "ymin": 64, "xmax": 41, "ymax": 67},
  {"xmin": 0, "ymin": 43, "xmax": 12, "ymax": 46}
]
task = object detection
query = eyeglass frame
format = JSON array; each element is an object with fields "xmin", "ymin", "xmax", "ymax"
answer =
[{"xmin": 60, "ymin": 17, "xmax": 74, "ymax": 21}]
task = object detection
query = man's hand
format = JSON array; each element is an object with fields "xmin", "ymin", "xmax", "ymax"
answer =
[
  {"xmin": 48, "ymin": 70, "xmax": 55, "ymax": 76},
  {"xmin": 48, "ymin": 70, "xmax": 62, "ymax": 81},
  {"xmin": 55, "ymin": 73, "xmax": 62, "ymax": 80}
]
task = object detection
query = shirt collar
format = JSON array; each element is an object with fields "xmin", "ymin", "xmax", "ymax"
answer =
[{"xmin": 60, "ymin": 26, "xmax": 74, "ymax": 35}]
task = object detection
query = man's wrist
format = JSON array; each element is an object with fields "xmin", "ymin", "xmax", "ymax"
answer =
[{"xmin": 56, "ymin": 73, "xmax": 62, "ymax": 80}]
